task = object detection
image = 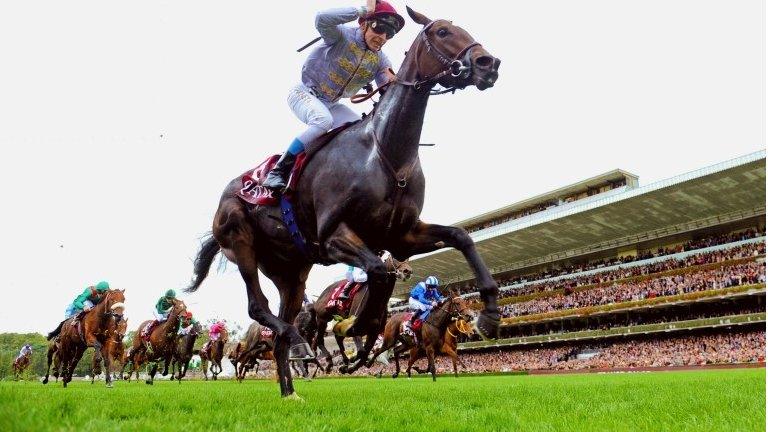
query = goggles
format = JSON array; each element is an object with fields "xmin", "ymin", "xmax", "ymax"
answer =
[{"xmin": 368, "ymin": 18, "xmax": 398, "ymax": 39}]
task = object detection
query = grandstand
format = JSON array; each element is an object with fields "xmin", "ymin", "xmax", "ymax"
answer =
[{"xmin": 393, "ymin": 150, "xmax": 766, "ymax": 372}]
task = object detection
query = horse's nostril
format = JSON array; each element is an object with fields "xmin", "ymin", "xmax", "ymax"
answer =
[{"xmin": 475, "ymin": 56, "xmax": 493, "ymax": 68}]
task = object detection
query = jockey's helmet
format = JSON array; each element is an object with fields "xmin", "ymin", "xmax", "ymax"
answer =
[
  {"xmin": 359, "ymin": 1, "xmax": 405, "ymax": 38},
  {"xmin": 95, "ymin": 281, "xmax": 110, "ymax": 292},
  {"xmin": 425, "ymin": 275, "xmax": 439, "ymax": 288},
  {"xmin": 183, "ymin": 311, "xmax": 193, "ymax": 319},
  {"xmin": 165, "ymin": 289, "xmax": 176, "ymax": 298}
]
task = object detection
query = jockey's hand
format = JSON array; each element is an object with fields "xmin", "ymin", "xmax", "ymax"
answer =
[
  {"xmin": 83, "ymin": 305, "xmax": 92, "ymax": 311},
  {"xmin": 431, "ymin": 301, "xmax": 438, "ymax": 307}
]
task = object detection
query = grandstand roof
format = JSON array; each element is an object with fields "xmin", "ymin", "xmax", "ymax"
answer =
[{"xmin": 395, "ymin": 150, "xmax": 766, "ymax": 297}]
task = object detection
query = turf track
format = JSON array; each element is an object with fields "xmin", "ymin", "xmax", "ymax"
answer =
[{"xmin": 1, "ymin": 368, "xmax": 764, "ymax": 432}]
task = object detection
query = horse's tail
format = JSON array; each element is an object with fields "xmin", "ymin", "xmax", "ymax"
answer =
[
  {"xmin": 47, "ymin": 319, "xmax": 66, "ymax": 340},
  {"xmin": 185, "ymin": 233, "xmax": 221, "ymax": 293}
]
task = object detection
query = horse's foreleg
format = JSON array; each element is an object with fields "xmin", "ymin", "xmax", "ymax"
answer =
[
  {"xmin": 395, "ymin": 222, "xmax": 500, "ymax": 339},
  {"xmin": 102, "ymin": 344, "xmax": 113, "ymax": 387},
  {"xmin": 425, "ymin": 345, "xmax": 437, "ymax": 382},
  {"xmin": 442, "ymin": 345, "xmax": 461, "ymax": 378},
  {"xmin": 315, "ymin": 319, "xmax": 334, "ymax": 373}
]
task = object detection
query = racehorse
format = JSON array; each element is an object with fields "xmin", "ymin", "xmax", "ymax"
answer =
[
  {"xmin": 186, "ymin": 7, "xmax": 501, "ymax": 398},
  {"xmin": 312, "ymin": 255, "xmax": 411, "ymax": 373},
  {"xmin": 292, "ymin": 303, "xmax": 324, "ymax": 379},
  {"xmin": 407, "ymin": 318, "xmax": 473, "ymax": 378},
  {"xmin": 200, "ymin": 327, "xmax": 228, "ymax": 381},
  {"xmin": 229, "ymin": 322, "xmax": 277, "ymax": 382},
  {"xmin": 170, "ymin": 321, "xmax": 203, "ymax": 381},
  {"xmin": 91, "ymin": 317, "xmax": 128, "ymax": 383},
  {"xmin": 128, "ymin": 299, "xmax": 186, "ymax": 385},
  {"xmin": 42, "ymin": 289, "xmax": 126, "ymax": 387},
  {"xmin": 12, "ymin": 352, "xmax": 32, "ymax": 380},
  {"xmin": 368, "ymin": 296, "xmax": 474, "ymax": 381}
]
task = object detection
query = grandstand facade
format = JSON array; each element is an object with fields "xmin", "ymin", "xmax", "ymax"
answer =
[{"xmin": 392, "ymin": 150, "xmax": 766, "ymax": 372}]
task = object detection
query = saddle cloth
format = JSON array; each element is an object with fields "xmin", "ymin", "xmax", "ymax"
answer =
[
  {"xmin": 236, "ymin": 121, "xmax": 358, "ymax": 207},
  {"xmin": 259, "ymin": 328, "xmax": 274, "ymax": 340},
  {"xmin": 326, "ymin": 281, "xmax": 363, "ymax": 314},
  {"xmin": 400, "ymin": 312, "xmax": 421, "ymax": 337}
]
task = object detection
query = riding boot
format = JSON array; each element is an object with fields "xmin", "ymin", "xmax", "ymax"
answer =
[{"xmin": 262, "ymin": 152, "xmax": 298, "ymax": 193}]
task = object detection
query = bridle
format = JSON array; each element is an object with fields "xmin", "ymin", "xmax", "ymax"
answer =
[{"xmin": 398, "ymin": 20, "xmax": 482, "ymax": 94}]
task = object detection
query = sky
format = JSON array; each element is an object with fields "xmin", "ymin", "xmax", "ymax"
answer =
[{"xmin": 0, "ymin": 1, "xmax": 763, "ymax": 335}]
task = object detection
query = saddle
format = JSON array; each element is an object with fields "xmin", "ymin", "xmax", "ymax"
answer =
[
  {"xmin": 400, "ymin": 312, "xmax": 422, "ymax": 339},
  {"xmin": 141, "ymin": 321, "xmax": 158, "ymax": 342},
  {"xmin": 236, "ymin": 121, "xmax": 358, "ymax": 207},
  {"xmin": 326, "ymin": 281, "xmax": 363, "ymax": 315}
]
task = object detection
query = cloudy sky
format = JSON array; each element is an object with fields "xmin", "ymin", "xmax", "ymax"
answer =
[{"xmin": 0, "ymin": 0, "xmax": 763, "ymax": 334}]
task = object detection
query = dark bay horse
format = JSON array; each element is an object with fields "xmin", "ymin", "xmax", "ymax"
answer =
[
  {"xmin": 129, "ymin": 299, "xmax": 186, "ymax": 385},
  {"xmin": 368, "ymin": 296, "xmax": 474, "ymax": 381},
  {"xmin": 187, "ymin": 7, "xmax": 501, "ymax": 398},
  {"xmin": 201, "ymin": 327, "xmax": 228, "ymax": 380},
  {"xmin": 43, "ymin": 289, "xmax": 126, "ymax": 387},
  {"xmin": 170, "ymin": 321, "xmax": 202, "ymax": 381},
  {"xmin": 312, "ymin": 256, "xmax": 411, "ymax": 373}
]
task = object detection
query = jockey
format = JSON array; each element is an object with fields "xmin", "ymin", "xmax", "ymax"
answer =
[
  {"xmin": 17, "ymin": 344, "xmax": 32, "ymax": 360},
  {"xmin": 177, "ymin": 311, "xmax": 198, "ymax": 336},
  {"xmin": 209, "ymin": 320, "xmax": 226, "ymax": 342},
  {"xmin": 153, "ymin": 289, "xmax": 177, "ymax": 323},
  {"xmin": 338, "ymin": 265, "xmax": 368, "ymax": 300},
  {"xmin": 408, "ymin": 276, "xmax": 445, "ymax": 327},
  {"xmin": 261, "ymin": 0, "xmax": 405, "ymax": 194},
  {"xmin": 64, "ymin": 281, "xmax": 110, "ymax": 318}
]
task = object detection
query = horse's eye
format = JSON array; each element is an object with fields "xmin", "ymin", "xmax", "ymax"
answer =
[{"xmin": 437, "ymin": 28, "xmax": 448, "ymax": 37}]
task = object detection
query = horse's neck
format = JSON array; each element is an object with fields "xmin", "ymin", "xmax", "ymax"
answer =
[
  {"xmin": 371, "ymin": 61, "xmax": 430, "ymax": 170},
  {"xmin": 426, "ymin": 302, "xmax": 450, "ymax": 328}
]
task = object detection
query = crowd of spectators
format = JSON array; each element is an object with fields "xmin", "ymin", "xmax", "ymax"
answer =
[
  {"xmin": 389, "ymin": 229, "xmax": 764, "ymax": 309},
  {"xmin": 500, "ymin": 261, "xmax": 765, "ymax": 318},
  {"xmin": 420, "ymin": 330, "xmax": 765, "ymax": 373}
]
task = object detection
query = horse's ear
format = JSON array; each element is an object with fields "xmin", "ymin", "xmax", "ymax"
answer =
[{"xmin": 406, "ymin": 6, "xmax": 431, "ymax": 26}]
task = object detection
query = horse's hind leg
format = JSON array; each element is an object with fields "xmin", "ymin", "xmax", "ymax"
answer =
[
  {"xmin": 42, "ymin": 344, "xmax": 56, "ymax": 384},
  {"xmin": 314, "ymin": 320, "xmax": 334, "ymax": 373},
  {"xmin": 271, "ymin": 276, "xmax": 311, "ymax": 398}
]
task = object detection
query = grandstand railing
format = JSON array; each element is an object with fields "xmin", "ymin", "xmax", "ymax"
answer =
[
  {"xmin": 459, "ymin": 312, "xmax": 766, "ymax": 351},
  {"xmin": 500, "ymin": 283, "xmax": 765, "ymax": 325}
]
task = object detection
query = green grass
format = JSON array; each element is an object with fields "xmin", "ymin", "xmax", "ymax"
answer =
[{"xmin": 1, "ymin": 369, "xmax": 764, "ymax": 432}]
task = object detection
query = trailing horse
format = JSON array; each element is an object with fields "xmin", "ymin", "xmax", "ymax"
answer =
[
  {"xmin": 170, "ymin": 321, "xmax": 202, "ymax": 381},
  {"xmin": 200, "ymin": 327, "xmax": 228, "ymax": 381},
  {"xmin": 187, "ymin": 7, "xmax": 501, "ymax": 398},
  {"xmin": 368, "ymin": 296, "xmax": 474, "ymax": 381},
  {"xmin": 12, "ymin": 353, "xmax": 32, "ymax": 380},
  {"xmin": 42, "ymin": 289, "xmax": 126, "ymax": 387},
  {"xmin": 91, "ymin": 317, "xmax": 128, "ymax": 384},
  {"xmin": 312, "ymin": 255, "xmax": 411, "ymax": 373},
  {"xmin": 128, "ymin": 299, "xmax": 186, "ymax": 385},
  {"xmin": 229, "ymin": 321, "xmax": 277, "ymax": 382},
  {"xmin": 407, "ymin": 318, "xmax": 474, "ymax": 378}
]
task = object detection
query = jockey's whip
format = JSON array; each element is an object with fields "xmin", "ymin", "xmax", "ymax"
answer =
[{"xmin": 297, "ymin": 37, "xmax": 322, "ymax": 52}]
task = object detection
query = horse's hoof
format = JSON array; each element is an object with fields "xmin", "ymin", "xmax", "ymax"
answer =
[
  {"xmin": 145, "ymin": 380, "xmax": 153, "ymax": 385},
  {"xmin": 391, "ymin": 373, "xmax": 398, "ymax": 379},
  {"xmin": 332, "ymin": 316, "xmax": 356, "ymax": 337},
  {"xmin": 475, "ymin": 311, "xmax": 500, "ymax": 341},
  {"xmin": 283, "ymin": 392, "xmax": 305, "ymax": 403},
  {"xmin": 338, "ymin": 365, "xmax": 349, "ymax": 374},
  {"xmin": 106, "ymin": 382, "xmax": 113, "ymax": 388},
  {"xmin": 288, "ymin": 343, "xmax": 314, "ymax": 361},
  {"xmin": 42, "ymin": 378, "xmax": 48, "ymax": 385}
]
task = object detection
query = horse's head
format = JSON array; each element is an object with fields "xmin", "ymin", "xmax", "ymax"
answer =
[
  {"xmin": 116, "ymin": 317, "xmax": 128, "ymax": 340},
  {"xmin": 401, "ymin": 7, "xmax": 500, "ymax": 92},
  {"xmin": 103, "ymin": 289, "xmax": 126, "ymax": 322},
  {"xmin": 385, "ymin": 255, "xmax": 413, "ymax": 281},
  {"xmin": 171, "ymin": 299, "xmax": 187, "ymax": 315},
  {"xmin": 446, "ymin": 296, "xmax": 476, "ymax": 324}
]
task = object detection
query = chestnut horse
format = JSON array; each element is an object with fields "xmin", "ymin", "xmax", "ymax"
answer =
[
  {"xmin": 200, "ymin": 327, "xmax": 228, "ymax": 380},
  {"xmin": 42, "ymin": 289, "xmax": 126, "ymax": 387},
  {"xmin": 91, "ymin": 317, "xmax": 128, "ymax": 383},
  {"xmin": 229, "ymin": 322, "xmax": 275, "ymax": 381},
  {"xmin": 312, "ymin": 256, "xmax": 411, "ymax": 373},
  {"xmin": 187, "ymin": 7, "xmax": 501, "ymax": 397},
  {"xmin": 129, "ymin": 299, "xmax": 186, "ymax": 385},
  {"xmin": 408, "ymin": 318, "xmax": 473, "ymax": 378},
  {"xmin": 368, "ymin": 296, "xmax": 474, "ymax": 381},
  {"xmin": 12, "ymin": 353, "xmax": 32, "ymax": 380}
]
